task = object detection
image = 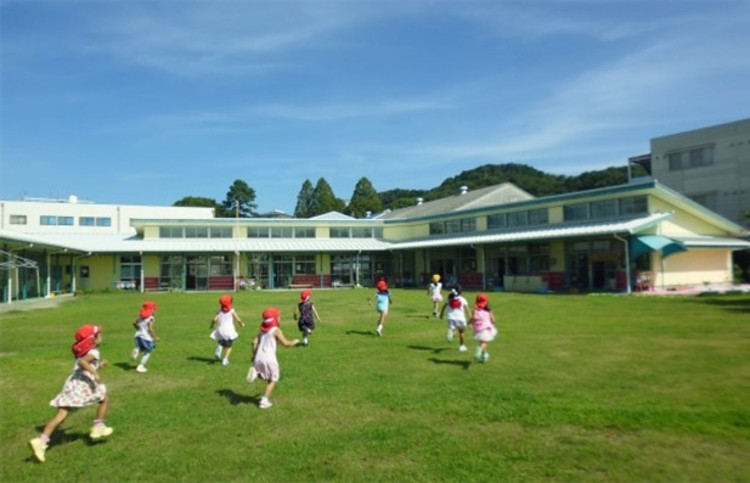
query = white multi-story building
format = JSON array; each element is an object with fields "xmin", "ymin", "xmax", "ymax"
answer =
[{"xmin": 630, "ymin": 118, "xmax": 750, "ymax": 227}]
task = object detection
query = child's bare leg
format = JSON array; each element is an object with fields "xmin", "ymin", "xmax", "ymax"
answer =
[
  {"xmin": 42, "ymin": 408, "xmax": 70, "ymax": 438},
  {"xmin": 224, "ymin": 347, "xmax": 233, "ymax": 360},
  {"xmin": 95, "ymin": 395, "xmax": 109, "ymax": 421},
  {"xmin": 263, "ymin": 381, "xmax": 276, "ymax": 400}
]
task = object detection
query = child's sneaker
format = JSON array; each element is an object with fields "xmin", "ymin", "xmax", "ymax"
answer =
[
  {"xmin": 28, "ymin": 437, "xmax": 47, "ymax": 463},
  {"xmin": 136, "ymin": 364, "xmax": 148, "ymax": 373},
  {"xmin": 130, "ymin": 348, "xmax": 139, "ymax": 361},
  {"xmin": 89, "ymin": 424, "xmax": 114, "ymax": 440},
  {"xmin": 214, "ymin": 346, "xmax": 222, "ymax": 360},
  {"xmin": 302, "ymin": 337, "xmax": 309, "ymax": 346},
  {"xmin": 258, "ymin": 398, "xmax": 273, "ymax": 409},
  {"xmin": 474, "ymin": 347, "xmax": 483, "ymax": 361},
  {"xmin": 246, "ymin": 366, "xmax": 258, "ymax": 383},
  {"xmin": 375, "ymin": 326, "xmax": 382, "ymax": 337},
  {"xmin": 482, "ymin": 352, "xmax": 490, "ymax": 363},
  {"xmin": 446, "ymin": 330, "xmax": 454, "ymax": 342},
  {"xmin": 458, "ymin": 344, "xmax": 467, "ymax": 352},
  {"xmin": 222, "ymin": 358, "xmax": 229, "ymax": 366}
]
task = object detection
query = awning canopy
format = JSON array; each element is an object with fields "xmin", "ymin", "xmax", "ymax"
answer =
[{"xmin": 630, "ymin": 235, "xmax": 687, "ymax": 259}]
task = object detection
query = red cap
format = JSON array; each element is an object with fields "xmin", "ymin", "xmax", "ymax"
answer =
[
  {"xmin": 260, "ymin": 307, "xmax": 281, "ymax": 332},
  {"xmin": 139, "ymin": 301, "xmax": 157, "ymax": 318},
  {"xmin": 300, "ymin": 289, "xmax": 312, "ymax": 302},
  {"xmin": 475, "ymin": 293, "xmax": 488, "ymax": 310},
  {"xmin": 219, "ymin": 294, "xmax": 233, "ymax": 312},
  {"xmin": 377, "ymin": 280, "xmax": 388, "ymax": 291},
  {"xmin": 71, "ymin": 324, "xmax": 101, "ymax": 358}
]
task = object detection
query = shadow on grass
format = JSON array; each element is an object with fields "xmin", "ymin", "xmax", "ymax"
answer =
[
  {"xmin": 406, "ymin": 345, "xmax": 449, "ymax": 354},
  {"xmin": 26, "ymin": 425, "xmax": 109, "ymax": 463},
  {"xmin": 427, "ymin": 357, "xmax": 471, "ymax": 370},
  {"xmin": 187, "ymin": 356, "xmax": 219, "ymax": 364},
  {"xmin": 216, "ymin": 388, "xmax": 257, "ymax": 406},
  {"xmin": 694, "ymin": 296, "xmax": 750, "ymax": 313},
  {"xmin": 345, "ymin": 330, "xmax": 376, "ymax": 337},
  {"xmin": 113, "ymin": 362, "xmax": 134, "ymax": 371}
]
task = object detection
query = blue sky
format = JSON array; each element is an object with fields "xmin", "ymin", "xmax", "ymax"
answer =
[{"xmin": 2, "ymin": 0, "xmax": 749, "ymax": 214}]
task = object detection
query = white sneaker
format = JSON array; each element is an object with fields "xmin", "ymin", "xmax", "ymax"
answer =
[
  {"xmin": 376, "ymin": 327, "xmax": 382, "ymax": 337},
  {"xmin": 130, "ymin": 348, "xmax": 139, "ymax": 361},
  {"xmin": 89, "ymin": 424, "xmax": 114, "ymax": 440},
  {"xmin": 303, "ymin": 337, "xmax": 309, "ymax": 346},
  {"xmin": 214, "ymin": 346, "xmax": 222, "ymax": 360},
  {"xmin": 458, "ymin": 345, "xmax": 467, "ymax": 352},
  {"xmin": 482, "ymin": 352, "xmax": 490, "ymax": 362},
  {"xmin": 446, "ymin": 330, "xmax": 454, "ymax": 342},
  {"xmin": 246, "ymin": 366, "xmax": 258, "ymax": 383},
  {"xmin": 222, "ymin": 358, "xmax": 229, "ymax": 366},
  {"xmin": 474, "ymin": 347, "xmax": 483, "ymax": 360},
  {"xmin": 136, "ymin": 364, "xmax": 148, "ymax": 373},
  {"xmin": 258, "ymin": 398, "xmax": 273, "ymax": 409},
  {"xmin": 29, "ymin": 437, "xmax": 47, "ymax": 463}
]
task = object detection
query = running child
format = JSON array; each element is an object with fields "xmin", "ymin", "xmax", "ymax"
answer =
[
  {"xmin": 209, "ymin": 294, "xmax": 245, "ymax": 366},
  {"xmin": 427, "ymin": 274, "xmax": 443, "ymax": 317},
  {"xmin": 294, "ymin": 289, "xmax": 322, "ymax": 346},
  {"xmin": 28, "ymin": 325, "xmax": 113, "ymax": 463},
  {"xmin": 470, "ymin": 293, "xmax": 498, "ymax": 362},
  {"xmin": 368, "ymin": 280, "xmax": 392, "ymax": 336},
  {"xmin": 246, "ymin": 307, "xmax": 300, "ymax": 409},
  {"xmin": 439, "ymin": 285, "xmax": 471, "ymax": 352},
  {"xmin": 131, "ymin": 300, "xmax": 159, "ymax": 373}
]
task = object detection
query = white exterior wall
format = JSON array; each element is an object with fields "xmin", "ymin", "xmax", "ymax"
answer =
[
  {"xmin": 0, "ymin": 198, "xmax": 214, "ymax": 235},
  {"xmin": 652, "ymin": 249, "xmax": 732, "ymax": 287},
  {"xmin": 650, "ymin": 118, "xmax": 750, "ymax": 227}
]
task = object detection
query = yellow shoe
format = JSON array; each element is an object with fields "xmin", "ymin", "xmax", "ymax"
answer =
[
  {"xmin": 29, "ymin": 437, "xmax": 47, "ymax": 463},
  {"xmin": 90, "ymin": 424, "xmax": 114, "ymax": 440}
]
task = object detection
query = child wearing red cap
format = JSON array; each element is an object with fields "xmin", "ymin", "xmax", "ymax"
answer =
[
  {"xmin": 247, "ymin": 307, "xmax": 300, "ymax": 409},
  {"xmin": 470, "ymin": 293, "xmax": 498, "ymax": 362},
  {"xmin": 294, "ymin": 289, "xmax": 322, "ymax": 346},
  {"xmin": 29, "ymin": 325, "xmax": 113, "ymax": 463},
  {"xmin": 209, "ymin": 295, "xmax": 245, "ymax": 366},
  {"xmin": 368, "ymin": 280, "xmax": 392, "ymax": 336},
  {"xmin": 427, "ymin": 274, "xmax": 443, "ymax": 317},
  {"xmin": 131, "ymin": 301, "xmax": 160, "ymax": 373}
]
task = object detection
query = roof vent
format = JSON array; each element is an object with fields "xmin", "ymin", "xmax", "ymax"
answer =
[
  {"xmin": 416, "ymin": 197, "xmax": 424, "ymax": 205},
  {"xmin": 459, "ymin": 185, "xmax": 468, "ymax": 195}
]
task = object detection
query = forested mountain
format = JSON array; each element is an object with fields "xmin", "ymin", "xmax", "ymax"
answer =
[{"xmin": 379, "ymin": 163, "xmax": 645, "ymax": 210}]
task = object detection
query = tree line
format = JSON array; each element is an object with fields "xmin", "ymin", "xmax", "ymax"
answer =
[{"xmin": 173, "ymin": 162, "xmax": 648, "ymax": 219}]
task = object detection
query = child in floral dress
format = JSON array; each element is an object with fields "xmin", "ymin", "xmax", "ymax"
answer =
[{"xmin": 28, "ymin": 325, "xmax": 113, "ymax": 463}]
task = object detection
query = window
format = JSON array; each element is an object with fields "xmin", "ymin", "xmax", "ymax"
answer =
[
  {"xmin": 96, "ymin": 217, "xmax": 111, "ymax": 227},
  {"xmin": 80, "ymin": 217, "xmax": 95, "ymax": 226},
  {"xmin": 185, "ymin": 227, "xmax": 209, "ymax": 238},
  {"xmin": 444, "ymin": 220, "xmax": 460, "ymax": 233},
  {"xmin": 9, "ymin": 215, "xmax": 27, "ymax": 225},
  {"xmin": 351, "ymin": 227, "xmax": 373, "ymax": 238},
  {"xmin": 210, "ymin": 227, "xmax": 232, "ymax": 238},
  {"xmin": 271, "ymin": 227, "xmax": 294, "ymax": 238},
  {"xmin": 459, "ymin": 218, "xmax": 476, "ymax": 232},
  {"xmin": 330, "ymin": 227, "xmax": 350, "ymax": 238},
  {"xmin": 590, "ymin": 200, "xmax": 617, "ymax": 219},
  {"xmin": 528, "ymin": 209, "xmax": 548, "ymax": 226},
  {"xmin": 294, "ymin": 255, "xmax": 316, "ymax": 274},
  {"xmin": 429, "ymin": 222, "xmax": 445, "ymax": 235},
  {"xmin": 688, "ymin": 191, "xmax": 718, "ymax": 211},
  {"xmin": 689, "ymin": 146, "xmax": 714, "ymax": 168},
  {"xmin": 294, "ymin": 227, "xmax": 315, "ymax": 238},
  {"xmin": 487, "ymin": 214, "xmax": 506, "ymax": 230},
  {"xmin": 120, "ymin": 255, "xmax": 142, "ymax": 282},
  {"xmin": 507, "ymin": 211, "xmax": 528, "ymax": 227},
  {"xmin": 160, "ymin": 226, "xmax": 183, "ymax": 238},
  {"xmin": 58, "ymin": 216, "xmax": 74, "ymax": 226},
  {"xmin": 668, "ymin": 152, "xmax": 683, "ymax": 171},
  {"xmin": 564, "ymin": 203, "xmax": 589, "ymax": 221},
  {"xmin": 248, "ymin": 227, "xmax": 269, "ymax": 238},
  {"xmin": 209, "ymin": 256, "xmax": 232, "ymax": 276},
  {"xmin": 40, "ymin": 216, "xmax": 57, "ymax": 225},
  {"xmin": 619, "ymin": 196, "xmax": 647, "ymax": 216}
]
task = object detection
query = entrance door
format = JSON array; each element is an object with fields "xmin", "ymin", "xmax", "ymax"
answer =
[{"xmin": 573, "ymin": 254, "xmax": 589, "ymax": 290}]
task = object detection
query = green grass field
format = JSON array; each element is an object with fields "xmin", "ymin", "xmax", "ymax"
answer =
[{"xmin": 1, "ymin": 289, "xmax": 749, "ymax": 482}]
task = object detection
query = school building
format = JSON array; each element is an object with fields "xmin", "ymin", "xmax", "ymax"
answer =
[{"xmin": 1, "ymin": 179, "xmax": 748, "ymax": 304}]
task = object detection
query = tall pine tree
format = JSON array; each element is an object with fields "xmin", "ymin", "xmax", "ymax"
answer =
[
  {"xmin": 294, "ymin": 179, "xmax": 315, "ymax": 218},
  {"xmin": 223, "ymin": 179, "xmax": 258, "ymax": 218},
  {"xmin": 346, "ymin": 177, "xmax": 383, "ymax": 218},
  {"xmin": 310, "ymin": 178, "xmax": 345, "ymax": 216}
]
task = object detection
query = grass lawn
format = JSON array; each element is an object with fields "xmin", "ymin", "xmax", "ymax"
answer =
[{"xmin": 1, "ymin": 289, "xmax": 749, "ymax": 481}]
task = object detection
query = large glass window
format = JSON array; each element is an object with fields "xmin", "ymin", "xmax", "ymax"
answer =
[
  {"xmin": 210, "ymin": 227, "xmax": 232, "ymax": 238},
  {"xmin": 40, "ymin": 216, "xmax": 56, "ymax": 225},
  {"xmin": 96, "ymin": 217, "xmax": 111, "ymax": 227},
  {"xmin": 590, "ymin": 200, "xmax": 617, "ymax": 219},
  {"xmin": 460, "ymin": 218, "xmax": 476, "ymax": 232},
  {"xmin": 185, "ymin": 227, "xmax": 209, "ymax": 238},
  {"xmin": 248, "ymin": 227, "xmax": 269, "ymax": 238},
  {"xmin": 564, "ymin": 203, "xmax": 589, "ymax": 221},
  {"xmin": 209, "ymin": 255, "xmax": 232, "ymax": 276},
  {"xmin": 9, "ymin": 215, "xmax": 27, "ymax": 225},
  {"xmin": 160, "ymin": 227, "xmax": 183, "ymax": 238},
  {"xmin": 80, "ymin": 217, "xmax": 96, "ymax": 226},
  {"xmin": 619, "ymin": 196, "xmax": 647, "ymax": 215},
  {"xmin": 120, "ymin": 255, "xmax": 142, "ymax": 282},
  {"xmin": 294, "ymin": 227, "xmax": 315, "ymax": 238},
  {"xmin": 271, "ymin": 227, "xmax": 294, "ymax": 238},
  {"xmin": 429, "ymin": 222, "xmax": 445, "ymax": 235},
  {"xmin": 294, "ymin": 255, "xmax": 316, "ymax": 274},
  {"xmin": 330, "ymin": 227, "xmax": 349, "ymax": 238},
  {"xmin": 487, "ymin": 214, "xmax": 506, "ymax": 230},
  {"xmin": 528, "ymin": 209, "xmax": 548, "ymax": 225},
  {"xmin": 160, "ymin": 256, "xmax": 184, "ymax": 290},
  {"xmin": 351, "ymin": 227, "xmax": 373, "ymax": 238},
  {"xmin": 508, "ymin": 211, "xmax": 528, "ymax": 227}
]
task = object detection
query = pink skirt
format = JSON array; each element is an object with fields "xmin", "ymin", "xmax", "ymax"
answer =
[{"xmin": 49, "ymin": 371, "xmax": 107, "ymax": 408}]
